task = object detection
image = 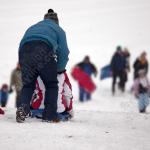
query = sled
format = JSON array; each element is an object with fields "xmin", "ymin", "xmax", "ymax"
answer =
[
  {"xmin": 71, "ymin": 66, "xmax": 96, "ymax": 93},
  {"xmin": 0, "ymin": 108, "xmax": 4, "ymax": 115},
  {"xmin": 100, "ymin": 65, "xmax": 112, "ymax": 80}
]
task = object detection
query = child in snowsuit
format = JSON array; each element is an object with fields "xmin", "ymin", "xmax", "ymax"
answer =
[
  {"xmin": 9, "ymin": 63, "xmax": 22, "ymax": 108},
  {"xmin": 0, "ymin": 84, "xmax": 9, "ymax": 107},
  {"xmin": 31, "ymin": 71, "xmax": 73, "ymax": 121},
  {"xmin": 76, "ymin": 56, "xmax": 97, "ymax": 102},
  {"xmin": 132, "ymin": 69, "xmax": 150, "ymax": 113}
]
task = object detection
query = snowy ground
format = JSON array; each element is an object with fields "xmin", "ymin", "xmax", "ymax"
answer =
[
  {"xmin": 1, "ymin": 83, "xmax": 150, "ymax": 150},
  {"xmin": 1, "ymin": 0, "xmax": 150, "ymax": 150},
  {"xmin": 1, "ymin": 95, "xmax": 150, "ymax": 150}
]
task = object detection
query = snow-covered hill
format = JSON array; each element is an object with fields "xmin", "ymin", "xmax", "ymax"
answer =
[{"xmin": 0, "ymin": 0, "xmax": 150, "ymax": 150}]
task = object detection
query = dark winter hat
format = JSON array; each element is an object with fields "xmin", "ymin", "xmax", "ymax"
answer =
[
  {"xmin": 116, "ymin": 45, "xmax": 122, "ymax": 51},
  {"xmin": 44, "ymin": 9, "xmax": 59, "ymax": 24},
  {"xmin": 83, "ymin": 55, "xmax": 90, "ymax": 63},
  {"xmin": 84, "ymin": 55, "xmax": 90, "ymax": 61}
]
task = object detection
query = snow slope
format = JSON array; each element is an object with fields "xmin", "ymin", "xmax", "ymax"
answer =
[
  {"xmin": 0, "ymin": 0, "xmax": 150, "ymax": 150},
  {"xmin": 0, "ymin": 107, "xmax": 150, "ymax": 150}
]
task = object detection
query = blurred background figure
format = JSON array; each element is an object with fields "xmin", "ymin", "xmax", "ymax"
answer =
[
  {"xmin": 9, "ymin": 63, "xmax": 22, "ymax": 108},
  {"xmin": 133, "ymin": 51, "xmax": 149, "ymax": 79},
  {"xmin": 0, "ymin": 84, "xmax": 9, "ymax": 107},
  {"xmin": 74, "ymin": 56, "xmax": 97, "ymax": 102},
  {"xmin": 122, "ymin": 47, "xmax": 131, "ymax": 90},
  {"xmin": 110, "ymin": 46, "xmax": 126, "ymax": 95},
  {"xmin": 132, "ymin": 69, "xmax": 150, "ymax": 113}
]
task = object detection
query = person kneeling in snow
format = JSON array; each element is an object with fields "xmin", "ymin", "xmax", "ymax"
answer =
[
  {"xmin": 30, "ymin": 71, "xmax": 73, "ymax": 121},
  {"xmin": 132, "ymin": 69, "xmax": 150, "ymax": 113}
]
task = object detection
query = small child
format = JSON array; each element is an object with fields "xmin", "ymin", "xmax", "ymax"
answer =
[
  {"xmin": 132, "ymin": 69, "xmax": 150, "ymax": 113},
  {"xmin": 31, "ymin": 71, "xmax": 74, "ymax": 121},
  {"xmin": 0, "ymin": 84, "xmax": 9, "ymax": 107}
]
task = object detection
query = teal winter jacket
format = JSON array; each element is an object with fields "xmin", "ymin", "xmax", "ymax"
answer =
[{"xmin": 19, "ymin": 19, "xmax": 69, "ymax": 72}]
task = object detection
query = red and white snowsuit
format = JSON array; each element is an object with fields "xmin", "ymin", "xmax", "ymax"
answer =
[{"xmin": 31, "ymin": 72, "xmax": 73, "ymax": 113}]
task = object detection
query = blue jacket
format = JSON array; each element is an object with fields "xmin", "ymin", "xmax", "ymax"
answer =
[
  {"xmin": 19, "ymin": 19, "xmax": 70, "ymax": 72},
  {"xmin": 111, "ymin": 52, "xmax": 126, "ymax": 71},
  {"xmin": 77, "ymin": 62, "xmax": 97, "ymax": 76},
  {"xmin": 0, "ymin": 91, "xmax": 8, "ymax": 103}
]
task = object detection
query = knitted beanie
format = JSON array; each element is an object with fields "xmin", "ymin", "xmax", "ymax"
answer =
[{"xmin": 44, "ymin": 9, "xmax": 59, "ymax": 24}]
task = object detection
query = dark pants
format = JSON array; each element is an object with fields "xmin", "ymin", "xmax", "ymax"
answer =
[
  {"xmin": 79, "ymin": 86, "xmax": 91, "ymax": 102},
  {"xmin": 16, "ymin": 91, "xmax": 21, "ymax": 108},
  {"xmin": 19, "ymin": 41, "xmax": 58, "ymax": 120},
  {"xmin": 0, "ymin": 92, "xmax": 8, "ymax": 107},
  {"xmin": 134, "ymin": 71, "xmax": 138, "ymax": 79},
  {"xmin": 112, "ymin": 70, "xmax": 126, "ymax": 94},
  {"xmin": 1, "ymin": 101, "xmax": 7, "ymax": 107}
]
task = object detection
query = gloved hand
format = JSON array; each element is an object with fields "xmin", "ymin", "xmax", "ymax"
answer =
[
  {"xmin": 8, "ymin": 88, "xmax": 13, "ymax": 94},
  {"xmin": 57, "ymin": 69, "xmax": 66, "ymax": 74}
]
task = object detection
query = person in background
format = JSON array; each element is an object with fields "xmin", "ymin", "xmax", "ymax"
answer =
[
  {"xmin": 0, "ymin": 84, "xmax": 9, "ymax": 107},
  {"xmin": 9, "ymin": 63, "xmax": 22, "ymax": 108},
  {"xmin": 132, "ymin": 69, "xmax": 150, "ymax": 113},
  {"xmin": 110, "ymin": 46, "xmax": 126, "ymax": 95},
  {"xmin": 133, "ymin": 51, "xmax": 149, "ymax": 79},
  {"xmin": 76, "ymin": 56, "xmax": 97, "ymax": 102},
  {"xmin": 122, "ymin": 47, "xmax": 130, "ymax": 91}
]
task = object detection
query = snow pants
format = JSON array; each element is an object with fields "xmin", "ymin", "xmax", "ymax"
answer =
[
  {"xmin": 19, "ymin": 40, "xmax": 58, "ymax": 120},
  {"xmin": 138, "ymin": 93, "xmax": 149, "ymax": 112},
  {"xmin": 79, "ymin": 86, "xmax": 91, "ymax": 102},
  {"xmin": 112, "ymin": 70, "xmax": 126, "ymax": 94}
]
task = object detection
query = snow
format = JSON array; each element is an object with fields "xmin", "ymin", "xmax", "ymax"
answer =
[
  {"xmin": 0, "ymin": 0, "xmax": 150, "ymax": 150},
  {"xmin": 1, "ymin": 104, "xmax": 150, "ymax": 150}
]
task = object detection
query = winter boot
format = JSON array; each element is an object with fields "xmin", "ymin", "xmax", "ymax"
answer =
[
  {"xmin": 16, "ymin": 107, "xmax": 27, "ymax": 123},
  {"xmin": 139, "ymin": 107, "xmax": 146, "ymax": 113}
]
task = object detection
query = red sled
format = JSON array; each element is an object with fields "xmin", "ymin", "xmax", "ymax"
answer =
[
  {"xmin": 71, "ymin": 67, "xmax": 96, "ymax": 93},
  {"xmin": 0, "ymin": 108, "xmax": 5, "ymax": 115}
]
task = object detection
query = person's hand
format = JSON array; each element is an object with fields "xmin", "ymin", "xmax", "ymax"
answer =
[
  {"xmin": 8, "ymin": 88, "xmax": 13, "ymax": 94},
  {"xmin": 57, "ymin": 69, "xmax": 66, "ymax": 74}
]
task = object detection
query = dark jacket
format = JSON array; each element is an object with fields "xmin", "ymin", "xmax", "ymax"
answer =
[
  {"xmin": 77, "ymin": 62, "xmax": 97, "ymax": 76},
  {"xmin": 133, "ymin": 58, "xmax": 149, "ymax": 79},
  {"xmin": 111, "ymin": 52, "xmax": 126, "ymax": 72}
]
